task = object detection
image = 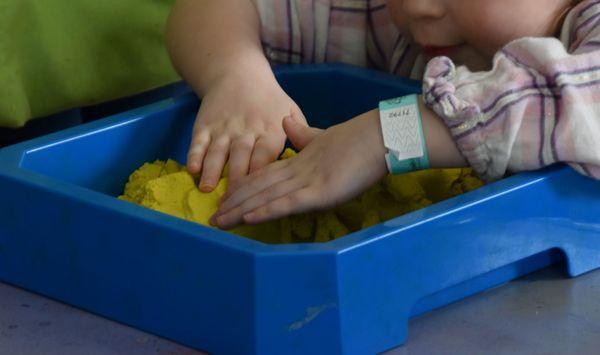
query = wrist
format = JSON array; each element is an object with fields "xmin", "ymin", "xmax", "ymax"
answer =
[
  {"xmin": 418, "ymin": 96, "xmax": 468, "ymax": 168},
  {"xmin": 195, "ymin": 49, "xmax": 277, "ymax": 96},
  {"xmin": 360, "ymin": 109, "xmax": 390, "ymax": 178},
  {"xmin": 378, "ymin": 95, "xmax": 430, "ymax": 174}
]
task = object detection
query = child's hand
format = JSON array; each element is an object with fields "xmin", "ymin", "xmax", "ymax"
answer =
[
  {"xmin": 211, "ymin": 110, "xmax": 389, "ymax": 229},
  {"xmin": 187, "ymin": 72, "xmax": 306, "ymax": 192}
]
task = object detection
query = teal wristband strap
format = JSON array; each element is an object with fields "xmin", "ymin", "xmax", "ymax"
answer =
[
  {"xmin": 385, "ymin": 152, "xmax": 429, "ymax": 174},
  {"xmin": 379, "ymin": 94, "xmax": 430, "ymax": 175}
]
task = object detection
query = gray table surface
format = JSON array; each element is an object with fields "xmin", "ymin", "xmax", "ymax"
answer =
[{"xmin": 0, "ymin": 263, "xmax": 598, "ymax": 355}]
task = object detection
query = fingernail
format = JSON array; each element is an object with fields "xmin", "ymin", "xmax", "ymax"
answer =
[
  {"xmin": 243, "ymin": 212, "xmax": 255, "ymax": 223},
  {"xmin": 210, "ymin": 211, "xmax": 222, "ymax": 225},
  {"xmin": 199, "ymin": 182, "xmax": 214, "ymax": 192},
  {"xmin": 215, "ymin": 216, "xmax": 230, "ymax": 229},
  {"xmin": 187, "ymin": 162, "xmax": 199, "ymax": 173}
]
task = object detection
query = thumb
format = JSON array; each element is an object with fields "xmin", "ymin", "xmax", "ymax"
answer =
[{"xmin": 282, "ymin": 113, "xmax": 323, "ymax": 150}]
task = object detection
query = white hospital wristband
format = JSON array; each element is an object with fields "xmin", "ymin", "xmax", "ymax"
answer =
[{"xmin": 378, "ymin": 94, "xmax": 430, "ymax": 174}]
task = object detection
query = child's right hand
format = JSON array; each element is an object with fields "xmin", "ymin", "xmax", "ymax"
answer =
[{"xmin": 187, "ymin": 71, "xmax": 306, "ymax": 192}]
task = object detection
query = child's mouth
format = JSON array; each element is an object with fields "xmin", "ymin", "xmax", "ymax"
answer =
[{"xmin": 422, "ymin": 44, "xmax": 463, "ymax": 57}]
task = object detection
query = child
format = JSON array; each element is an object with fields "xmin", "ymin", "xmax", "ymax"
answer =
[{"xmin": 166, "ymin": 0, "xmax": 600, "ymax": 229}]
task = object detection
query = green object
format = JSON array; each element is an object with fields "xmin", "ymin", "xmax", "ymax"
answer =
[{"xmin": 0, "ymin": 0, "xmax": 179, "ymax": 128}]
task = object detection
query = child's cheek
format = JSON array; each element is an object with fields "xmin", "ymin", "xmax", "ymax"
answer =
[{"xmin": 455, "ymin": 12, "xmax": 505, "ymax": 57}]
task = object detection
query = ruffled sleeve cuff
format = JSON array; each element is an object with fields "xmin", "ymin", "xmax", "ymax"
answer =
[{"xmin": 422, "ymin": 57, "xmax": 499, "ymax": 182}]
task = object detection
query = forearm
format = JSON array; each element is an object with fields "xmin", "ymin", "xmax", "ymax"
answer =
[
  {"xmin": 361, "ymin": 97, "xmax": 467, "ymax": 173},
  {"xmin": 418, "ymin": 97, "xmax": 467, "ymax": 168},
  {"xmin": 166, "ymin": 0, "xmax": 275, "ymax": 96}
]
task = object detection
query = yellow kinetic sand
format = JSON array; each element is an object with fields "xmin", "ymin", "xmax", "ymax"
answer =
[{"xmin": 119, "ymin": 149, "xmax": 484, "ymax": 243}]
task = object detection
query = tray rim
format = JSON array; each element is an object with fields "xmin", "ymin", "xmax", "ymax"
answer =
[{"xmin": 0, "ymin": 64, "xmax": 569, "ymax": 255}]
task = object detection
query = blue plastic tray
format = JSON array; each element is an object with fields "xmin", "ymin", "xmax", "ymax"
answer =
[{"xmin": 1, "ymin": 64, "xmax": 599, "ymax": 355}]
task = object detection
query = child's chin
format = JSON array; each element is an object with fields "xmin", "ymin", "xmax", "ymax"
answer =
[{"xmin": 450, "ymin": 47, "xmax": 492, "ymax": 72}]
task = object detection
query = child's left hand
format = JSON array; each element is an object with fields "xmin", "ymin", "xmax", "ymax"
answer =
[{"xmin": 211, "ymin": 110, "xmax": 389, "ymax": 229}]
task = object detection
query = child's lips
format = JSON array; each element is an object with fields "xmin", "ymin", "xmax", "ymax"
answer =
[{"xmin": 422, "ymin": 44, "xmax": 463, "ymax": 57}]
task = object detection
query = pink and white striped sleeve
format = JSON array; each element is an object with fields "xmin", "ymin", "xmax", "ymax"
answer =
[
  {"xmin": 252, "ymin": 0, "xmax": 414, "ymax": 72},
  {"xmin": 423, "ymin": 0, "xmax": 600, "ymax": 182}
]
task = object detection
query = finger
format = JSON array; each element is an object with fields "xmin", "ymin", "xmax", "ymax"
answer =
[
  {"xmin": 290, "ymin": 106, "xmax": 308, "ymax": 125},
  {"xmin": 212, "ymin": 177, "xmax": 305, "ymax": 229},
  {"xmin": 227, "ymin": 135, "xmax": 255, "ymax": 183},
  {"xmin": 243, "ymin": 188, "xmax": 316, "ymax": 225},
  {"xmin": 249, "ymin": 135, "xmax": 283, "ymax": 173},
  {"xmin": 199, "ymin": 136, "xmax": 231, "ymax": 192},
  {"xmin": 220, "ymin": 161, "xmax": 282, "ymax": 203},
  {"xmin": 217, "ymin": 159, "xmax": 291, "ymax": 213},
  {"xmin": 282, "ymin": 114, "xmax": 323, "ymax": 150},
  {"xmin": 187, "ymin": 131, "xmax": 211, "ymax": 174}
]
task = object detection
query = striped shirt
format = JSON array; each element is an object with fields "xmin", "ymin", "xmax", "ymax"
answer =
[{"xmin": 254, "ymin": 0, "xmax": 600, "ymax": 181}]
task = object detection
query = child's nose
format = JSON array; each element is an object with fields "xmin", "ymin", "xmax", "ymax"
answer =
[{"xmin": 401, "ymin": 0, "xmax": 446, "ymax": 20}]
